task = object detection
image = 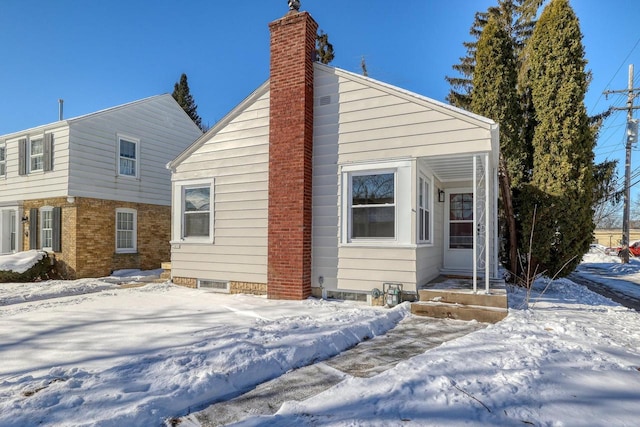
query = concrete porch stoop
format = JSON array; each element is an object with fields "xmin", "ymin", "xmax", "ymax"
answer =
[{"xmin": 411, "ymin": 281, "xmax": 508, "ymax": 323}]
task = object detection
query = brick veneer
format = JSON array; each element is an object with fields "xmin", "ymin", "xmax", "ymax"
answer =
[
  {"xmin": 267, "ymin": 10, "xmax": 318, "ymax": 300},
  {"xmin": 23, "ymin": 197, "xmax": 170, "ymax": 279}
]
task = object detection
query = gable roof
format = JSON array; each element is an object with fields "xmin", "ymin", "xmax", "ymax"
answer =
[
  {"xmin": 168, "ymin": 80, "xmax": 270, "ymax": 171},
  {"xmin": 167, "ymin": 63, "xmax": 497, "ymax": 171},
  {"xmin": 318, "ymin": 63, "xmax": 496, "ymax": 129},
  {"xmin": 0, "ymin": 94, "xmax": 194, "ymax": 139}
]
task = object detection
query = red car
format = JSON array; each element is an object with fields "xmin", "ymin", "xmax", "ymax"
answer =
[{"xmin": 608, "ymin": 241, "xmax": 640, "ymax": 257}]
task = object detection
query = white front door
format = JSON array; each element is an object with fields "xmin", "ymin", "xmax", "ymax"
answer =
[{"xmin": 443, "ymin": 189, "xmax": 474, "ymax": 272}]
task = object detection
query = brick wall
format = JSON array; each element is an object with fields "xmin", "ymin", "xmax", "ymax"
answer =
[
  {"xmin": 23, "ymin": 197, "xmax": 77, "ymax": 278},
  {"xmin": 24, "ymin": 197, "xmax": 170, "ymax": 279},
  {"xmin": 230, "ymin": 281, "xmax": 267, "ymax": 295},
  {"xmin": 267, "ymin": 10, "xmax": 318, "ymax": 300},
  {"xmin": 172, "ymin": 276, "xmax": 197, "ymax": 288}
]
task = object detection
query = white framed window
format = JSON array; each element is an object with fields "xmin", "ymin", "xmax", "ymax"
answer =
[
  {"xmin": 30, "ymin": 137, "xmax": 44, "ymax": 172},
  {"xmin": 40, "ymin": 206, "xmax": 53, "ymax": 250},
  {"xmin": 418, "ymin": 173, "xmax": 432, "ymax": 244},
  {"xmin": 341, "ymin": 160, "xmax": 412, "ymax": 246},
  {"xmin": 173, "ymin": 178, "xmax": 215, "ymax": 243},
  {"xmin": 349, "ymin": 171, "xmax": 396, "ymax": 240},
  {"xmin": 118, "ymin": 136, "xmax": 139, "ymax": 178},
  {"xmin": 115, "ymin": 208, "xmax": 137, "ymax": 253},
  {"xmin": 0, "ymin": 144, "xmax": 5, "ymax": 176},
  {"xmin": 9, "ymin": 210, "xmax": 16, "ymax": 252}
]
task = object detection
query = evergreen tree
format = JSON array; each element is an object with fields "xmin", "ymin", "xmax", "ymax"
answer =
[
  {"xmin": 470, "ymin": 14, "xmax": 523, "ymax": 277},
  {"xmin": 172, "ymin": 73, "xmax": 205, "ymax": 132},
  {"xmin": 446, "ymin": 0, "xmax": 539, "ymax": 110},
  {"xmin": 522, "ymin": 0, "xmax": 595, "ymax": 276},
  {"xmin": 316, "ymin": 31, "xmax": 335, "ymax": 65}
]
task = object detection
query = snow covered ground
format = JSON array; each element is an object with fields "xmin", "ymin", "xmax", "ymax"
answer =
[{"xmin": 0, "ymin": 250, "xmax": 639, "ymax": 426}]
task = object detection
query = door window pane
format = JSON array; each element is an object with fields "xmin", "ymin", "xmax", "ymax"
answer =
[{"xmin": 449, "ymin": 193, "xmax": 473, "ymax": 249}]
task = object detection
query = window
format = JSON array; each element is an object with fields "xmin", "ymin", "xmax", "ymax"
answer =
[
  {"xmin": 418, "ymin": 174, "xmax": 432, "ymax": 243},
  {"xmin": 173, "ymin": 179, "xmax": 214, "ymax": 243},
  {"xmin": 0, "ymin": 144, "xmax": 5, "ymax": 176},
  {"xmin": 449, "ymin": 193, "xmax": 473, "ymax": 249},
  {"xmin": 9, "ymin": 211, "xmax": 16, "ymax": 252},
  {"xmin": 350, "ymin": 172, "xmax": 395, "ymax": 239},
  {"xmin": 30, "ymin": 137, "xmax": 44, "ymax": 172},
  {"xmin": 18, "ymin": 134, "xmax": 53, "ymax": 175},
  {"xmin": 116, "ymin": 209, "xmax": 137, "ymax": 253},
  {"xmin": 118, "ymin": 136, "xmax": 138, "ymax": 177},
  {"xmin": 40, "ymin": 207, "xmax": 53, "ymax": 250},
  {"xmin": 183, "ymin": 186, "xmax": 211, "ymax": 238}
]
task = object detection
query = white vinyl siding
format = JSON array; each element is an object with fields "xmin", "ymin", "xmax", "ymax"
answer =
[
  {"xmin": 337, "ymin": 246, "xmax": 417, "ymax": 292},
  {"xmin": 115, "ymin": 208, "xmax": 137, "ymax": 253},
  {"xmin": 0, "ymin": 95, "xmax": 201, "ymax": 209},
  {"xmin": 329, "ymin": 68, "xmax": 493, "ymax": 165},
  {"xmin": 170, "ymin": 88, "xmax": 269, "ymax": 283},
  {"xmin": 66, "ymin": 94, "xmax": 203, "ymax": 206}
]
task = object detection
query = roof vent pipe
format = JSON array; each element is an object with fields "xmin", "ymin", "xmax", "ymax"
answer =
[{"xmin": 58, "ymin": 99, "xmax": 64, "ymax": 121}]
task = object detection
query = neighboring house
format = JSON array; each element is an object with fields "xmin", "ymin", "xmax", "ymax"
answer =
[
  {"xmin": 167, "ymin": 6, "xmax": 501, "ymax": 301},
  {"xmin": 0, "ymin": 94, "xmax": 203, "ymax": 278}
]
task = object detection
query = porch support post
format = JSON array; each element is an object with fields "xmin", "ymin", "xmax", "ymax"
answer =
[
  {"xmin": 485, "ymin": 154, "xmax": 490, "ymax": 294},
  {"xmin": 472, "ymin": 155, "xmax": 478, "ymax": 293}
]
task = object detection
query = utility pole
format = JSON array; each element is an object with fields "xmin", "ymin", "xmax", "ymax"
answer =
[{"xmin": 604, "ymin": 64, "xmax": 640, "ymax": 263}]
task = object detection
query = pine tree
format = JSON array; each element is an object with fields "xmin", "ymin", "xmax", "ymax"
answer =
[
  {"xmin": 522, "ymin": 0, "xmax": 595, "ymax": 276},
  {"xmin": 172, "ymin": 73, "xmax": 205, "ymax": 132},
  {"xmin": 445, "ymin": 0, "xmax": 539, "ymax": 110},
  {"xmin": 316, "ymin": 31, "xmax": 335, "ymax": 65},
  {"xmin": 470, "ymin": 14, "xmax": 523, "ymax": 277}
]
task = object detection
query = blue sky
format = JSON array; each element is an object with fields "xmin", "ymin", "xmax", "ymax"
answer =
[{"xmin": 1, "ymin": 0, "xmax": 639, "ymax": 196}]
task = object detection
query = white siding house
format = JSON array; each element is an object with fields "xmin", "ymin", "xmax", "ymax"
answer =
[
  {"xmin": 0, "ymin": 94, "xmax": 203, "ymax": 278},
  {"xmin": 168, "ymin": 62, "xmax": 500, "ymax": 298},
  {"xmin": 167, "ymin": 8, "xmax": 500, "ymax": 300}
]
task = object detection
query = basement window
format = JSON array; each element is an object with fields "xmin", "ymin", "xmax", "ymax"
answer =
[{"xmin": 198, "ymin": 279, "xmax": 229, "ymax": 293}]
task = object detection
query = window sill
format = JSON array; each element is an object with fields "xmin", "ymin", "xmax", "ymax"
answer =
[
  {"xmin": 340, "ymin": 241, "xmax": 416, "ymax": 249},
  {"xmin": 115, "ymin": 250, "xmax": 138, "ymax": 255},
  {"xmin": 171, "ymin": 238, "xmax": 214, "ymax": 245}
]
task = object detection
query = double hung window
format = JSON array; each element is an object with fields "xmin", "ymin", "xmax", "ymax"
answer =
[
  {"xmin": 40, "ymin": 207, "xmax": 53, "ymax": 250},
  {"xmin": 350, "ymin": 172, "xmax": 395, "ymax": 239},
  {"xmin": 118, "ymin": 137, "xmax": 138, "ymax": 177},
  {"xmin": 30, "ymin": 137, "xmax": 44, "ymax": 172},
  {"xmin": 116, "ymin": 209, "xmax": 137, "ymax": 253}
]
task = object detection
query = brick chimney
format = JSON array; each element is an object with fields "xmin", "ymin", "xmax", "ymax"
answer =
[{"xmin": 267, "ymin": 7, "xmax": 318, "ymax": 300}]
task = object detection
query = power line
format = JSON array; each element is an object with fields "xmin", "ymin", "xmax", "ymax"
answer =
[
  {"xmin": 603, "ymin": 64, "xmax": 640, "ymax": 262},
  {"xmin": 590, "ymin": 36, "xmax": 640, "ymax": 114}
]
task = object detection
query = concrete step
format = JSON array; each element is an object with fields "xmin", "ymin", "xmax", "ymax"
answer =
[
  {"xmin": 417, "ymin": 289, "xmax": 507, "ymax": 309},
  {"xmin": 411, "ymin": 301, "xmax": 508, "ymax": 323}
]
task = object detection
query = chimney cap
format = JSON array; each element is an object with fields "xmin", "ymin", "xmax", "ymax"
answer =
[{"xmin": 288, "ymin": 0, "xmax": 300, "ymax": 11}]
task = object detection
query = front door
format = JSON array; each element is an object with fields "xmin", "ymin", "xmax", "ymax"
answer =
[
  {"xmin": 443, "ymin": 190, "xmax": 474, "ymax": 272},
  {"xmin": 0, "ymin": 209, "xmax": 17, "ymax": 254}
]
